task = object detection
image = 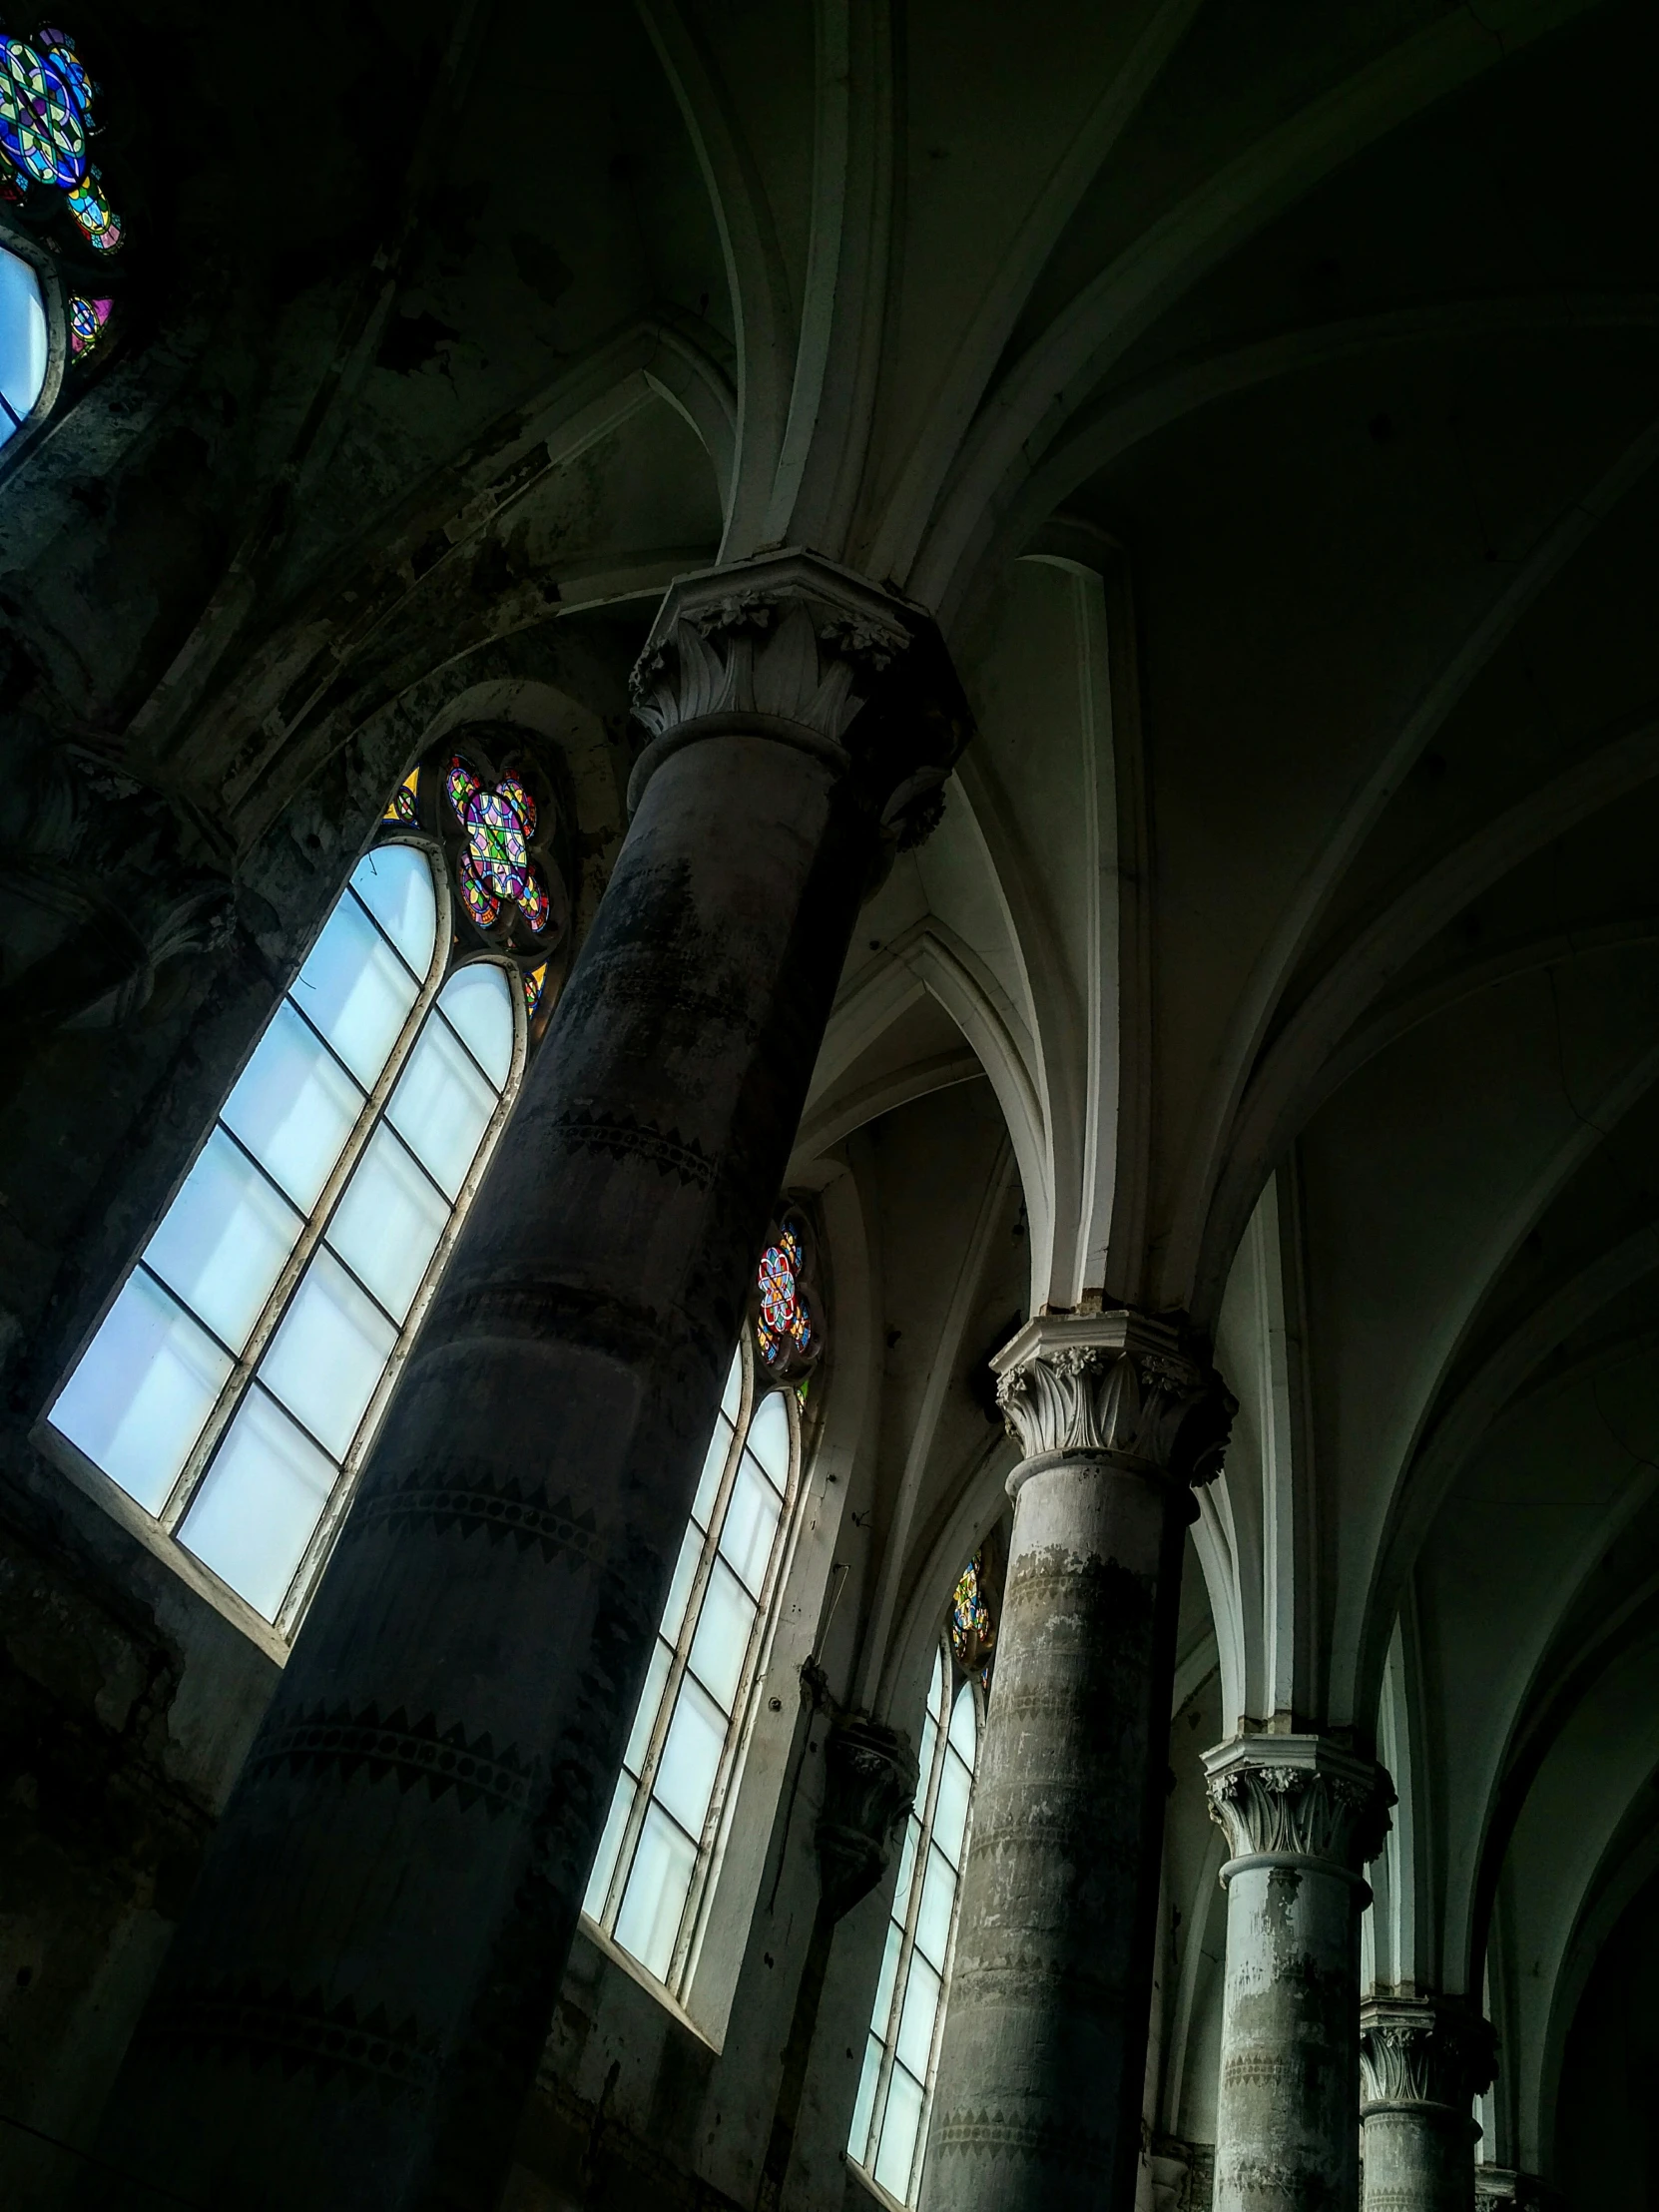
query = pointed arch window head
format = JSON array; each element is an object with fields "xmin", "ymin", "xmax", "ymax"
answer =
[
  {"xmin": 0, "ymin": 24, "xmax": 129, "ymax": 454},
  {"xmin": 43, "ymin": 746, "xmax": 571, "ymax": 1645},
  {"xmin": 582, "ymin": 1265, "xmax": 823, "ymax": 2000},
  {"xmin": 850, "ymin": 1559, "xmax": 995, "ymax": 2207}
]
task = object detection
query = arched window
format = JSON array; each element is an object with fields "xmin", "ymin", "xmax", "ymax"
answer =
[
  {"xmin": 0, "ymin": 26, "xmax": 128, "ymax": 456},
  {"xmin": 44, "ymin": 743, "xmax": 566, "ymax": 1640},
  {"xmin": 848, "ymin": 1553, "xmax": 997, "ymax": 2207},
  {"xmin": 583, "ymin": 1216, "xmax": 822, "ymax": 1995}
]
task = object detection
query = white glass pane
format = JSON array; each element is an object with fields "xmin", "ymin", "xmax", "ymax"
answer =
[
  {"xmin": 51, "ymin": 1273, "xmax": 231, "ymax": 1513},
  {"xmin": 933, "ymin": 1750, "xmax": 971, "ymax": 1869},
  {"xmin": 720, "ymin": 1349, "xmax": 743, "ymax": 1421},
  {"xmin": 438, "ymin": 963, "xmax": 514, "ymax": 1089},
  {"xmin": 872, "ymin": 1918, "xmax": 902, "ymax": 2035},
  {"xmin": 720, "ymin": 1455, "xmax": 782, "ymax": 1596},
  {"xmin": 746, "ymin": 1389, "xmax": 791, "ymax": 1490},
  {"xmin": 892, "ymin": 1816, "xmax": 921, "ymax": 1925},
  {"xmin": 688, "ymin": 1558, "xmax": 755, "ymax": 1713},
  {"xmin": 914, "ymin": 1845, "xmax": 957, "ymax": 1969},
  {"xmin": 873, "ymin": 2064, "xmax": 925, "ymax": 2203},
  {"xmin": 349, "ymin": 846, "xmax": 437, "ymax": 977},
  {"xmin": 948, "ymin": 1679, "xmax": 978, "ymax": 1765},
  {"xmin": 614, "ymin": 1804, "xmax": 696, "ymax": 1981},
  {"xmin": 848, "ymin": 2032, "xmax": 883, "ymax": 2163},
  {"xmin": 144, "ymin": 1129, "xmax": 301, "ymax": 1353},
  {"xmin": 653, "ymin": 1673, "xmax": 726, "ymax": 1837},
  {"xmin": 388, "ymin": 1011, "xmax": 496, "ymax": 1199},
  {"xmin": 928, "ymin": 1645, "xmax": 947, "ymax": 1722},
  {"xmin": 895, "ymin": 1953, "xmax": 942, "ymax": 2077},
  {"xmin": 325, "ymin": 1125, "xmax": 449, "ymax": 1324},
  {"xmin": 0, "ymin": 243, "xmax": 46, "ymax": 437},
  {"xmin": 291, "ymin": 891, "xmax": 419, "ymax": 1086},
  {"xmin": 583, "ymin": 1769, "xmax": 634, "ymax": 1923},
  {"xmin": 223, "ymin": 1002, "xmax": 363, "ymax": 1212},
  {"xmin": 180, "ymin": 1388, "xmax": 337, "ymax": 1619},
  {"xmin": 691, "ymin": 1414, "xmax": 734, "ymax": 1528},
  {"xmin": 919, "ymin": 1712, "xmax": 940, "ymax": 1800},
  {"xmin": 258, "ymin": 1250, "xmax": 396, "ymax": 1458},
  {"xmin": 659, "ymin": 1524, "xmax": 703, "ymax": 1646},
  {"xmin": 624, "ymin": 1640, "xmax": 673, "ymax": 1775}
]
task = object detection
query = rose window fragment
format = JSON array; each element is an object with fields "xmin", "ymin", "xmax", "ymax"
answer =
[
  {"xmin": 445, "ymin": 757, "xmax": 553, "ymax": 935},
  {"xmin": 756, "ymin": 1224, "xmax": 814, "ymax": 1372}
]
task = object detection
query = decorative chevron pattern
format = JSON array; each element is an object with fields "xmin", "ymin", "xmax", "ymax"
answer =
[
  {"xmin": 249, "ymin": 1702, "xmax": 537, "ymax": 1818},
  {"xmin": 345, "ymin": 1470, "xmax": 602, "ymax": 1565},
  {"xmin": 550, "ymin": 1105, "xmax": 716, "ymax": 1188},
  {"xmin": 144, "ymin": 1979, "xmax": 437, "ymax": 2100}
]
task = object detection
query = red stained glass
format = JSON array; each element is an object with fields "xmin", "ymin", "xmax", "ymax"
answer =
[
  {"xmin": 448, "ymin": 756, "xmax": 551, "ymax": 935},
  {"xmin": 756, "ymin": 1226, "xmax": 813, "ymax": 1370}
]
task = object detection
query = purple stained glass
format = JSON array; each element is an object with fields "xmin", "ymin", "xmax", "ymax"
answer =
[
  {"xmin": 458, "ymin": 853, "xmax": 500, "ymax": 929},
  {"xmin": 496, "ymin": 772, "xmax": 537, "ymax": 838},
  {"xmin": 67, "ymin": 291, "xmax": 109, "ymax": 357},
  {"xmin": 66, "ymin": 165, "xmax": 118, "ymax": 252},
  {"xmin": 448, "ymin": 758, "xmax": 552, "ymax": 935},
  {"xmin": 756, "ymin": 1226, "xmax": 812, "ymax": 1370},
  {"xmin": 0, "ymin": 36, "xmax": 87, "ymax": 190}
]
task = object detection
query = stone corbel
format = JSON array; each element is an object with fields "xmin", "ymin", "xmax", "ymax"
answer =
[
  {"xmin": 989, "ymin": 1309, "xmax": 1236, "ymax": 1488},
  {"xmin": 815, "ymin": 1711, "xmax": 918, "ymax": 1923}
]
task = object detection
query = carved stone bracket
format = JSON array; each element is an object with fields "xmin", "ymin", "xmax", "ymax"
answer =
[
  {"xmin": 627, "ymin": 548, "xmax": 972, "ymax": 842},
  {"xmin": 1203, "ymin": 1734, "xmax": 1395, "ymax": 1875},
  {"xmin": 816, "ymin": 1711, "xmax": 918, "ymax": 1923},
  {"xmin": 1474, "ymin": 2170, "xmax": 1565, "ymax": 2210},
  {"xmin": 1360, "ymin": 1996, "xmax": 1496, "ymax": 2116},
  {"xmin": 989, "ymin": 1310, "xmax": 1236, "ymax": 1488}
]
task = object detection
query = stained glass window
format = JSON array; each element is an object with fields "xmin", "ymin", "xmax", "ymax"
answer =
[
  {"xmin": 45, "ymin": 824, "xmax": 533, "ymax": 1639},
  {"xmin": 949, "ymin": 1551, "xmax": 996, "ymax": 1683},
  {"xmin": 445, "ymin": 752, "xmax": 556, "ymax": 939},
  {"xmin": 583, "ymin": 1330, "xmax": 808, "ymax": 1996},
  {"xmin": 848, "ymin": 1591, "xmax": 991, "ymax": 2205},
  {"xmin": 755, "ymin": 1212, "xmax": 820, "ymax": 1380},
  {"xmin": 382, "ymin": 767, "xmax": 419, "ymax": 824}
]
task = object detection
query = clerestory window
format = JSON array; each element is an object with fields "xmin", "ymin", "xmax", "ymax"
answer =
[
  {"xmin": 848, "ymin": 1554, "xmax": 996, "ymax": 2207},
  {"xmin": 44, "ymin": 744, "xmax": 565, "ymax": 1642},
  {"xmin": 583, "ymin": 1214, "xmax": 822, "ymax": 1997}
]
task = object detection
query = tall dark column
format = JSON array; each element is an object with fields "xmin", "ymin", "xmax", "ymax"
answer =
[
  {"xmin": 1361, "ymin": 1997, "xmax": 1494, "ymax": 2212},
  {"xmin": 1204, "ymin": 1736, "xmax": 1394, "ymax": 2212},
  {"xmin": 91, "ymin": 551, "xmax": 968, "ymax": 2212},
  {"xmin": 919, "ymin": 1313, "xmax": 1235, "ymax": 2212}
]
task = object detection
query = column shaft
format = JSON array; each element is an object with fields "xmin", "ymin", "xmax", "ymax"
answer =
[
  {"xmin": 920, "ymin": 1312, "xmax": 1234, "ymax": 2212},
  {"xmin": 92, "ymin": 555, "xmax": 967, "ymax": 2212},
  {"xmin": 1361, "ymin": 1997, "xmax": 1493, "ymax": 2212}
]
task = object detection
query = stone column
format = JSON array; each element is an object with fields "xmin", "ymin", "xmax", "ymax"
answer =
[
  {"xmin": 91, "ymin": 551, "xmax": 969, "ymax": 2212},
  {"xmin": 919, "ymin": 1312, "xmax": 1235, "ymax": 2212},
  {"xmin": 1361, "ymin": 1998, "xmax": 1493, "ymax": 2212},
  {"xmin": 1204, "ymin": 1737, "xmax": 1394, "ymax": 2212}
]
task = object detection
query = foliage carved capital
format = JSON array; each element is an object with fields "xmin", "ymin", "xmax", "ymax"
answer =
[
  {"xmin": 1203, "ymin": 1734, "xmax": 1394, "ymax": 1874},
  {"xmin": 989, "ymin": 1310, "xmax": 1235, "ymax": 1486},
  {"xmin": 1360, "ymin": 1997, "xmax": 1495, "ymax": 2114},
  {"xmin": 628, "ymin": 548, "xmax": 971, "ymax": 840}
]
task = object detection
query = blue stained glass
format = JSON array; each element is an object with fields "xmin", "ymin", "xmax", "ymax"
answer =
[{"xmin": 0, "ymin": 37, "xmax": 87, "ymax": 188}]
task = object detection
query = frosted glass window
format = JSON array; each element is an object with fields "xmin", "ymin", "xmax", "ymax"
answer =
[
  {"xmin": 46, "ymin": 828, "xmax": 529, "ymax": 1634},
  {"xmin": 849, "ymin": 1638, "xmax": 988, "ymax": 2207},
  {"xmin": 583, "ymin": 1333, "xmax": 808, "ymax": 2001},
  {"xmin": 0, "ymin": 243, "xmax": 46, "ymax": 443}
]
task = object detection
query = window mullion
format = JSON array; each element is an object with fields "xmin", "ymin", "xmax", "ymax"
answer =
[
  {"xmin": 155, "ymin": 943, "xmax": 446, "ymax": 1535},
  {"xmin": 865, "ymin": 1657, "xmax": 952, "ymax": 2174}
]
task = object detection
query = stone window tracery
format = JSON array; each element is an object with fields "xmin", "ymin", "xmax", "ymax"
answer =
[
  {"xmin": 0, "ymin": 22, "xmax": 127, "ymax": 453},
  {"xmin": 849, "ymin": 1580, "xmax": 993, "ymax": 2207},
  {"xmin": 582, "ymin": 1227, "xmax": 823, "ymax": 1996},
  {"xmin": 45, "ymin": 749, "xmax": 568, "ymax": 1641}
]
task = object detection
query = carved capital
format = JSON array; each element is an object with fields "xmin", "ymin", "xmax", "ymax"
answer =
[
  {"xmin": 1203, "ymin": 1735, "xmax": 1394, "ymax": 1874},
  {"xmin": 816, "ymin": 1712, "xmax": 918, "ymax": 1923},
  {"xmin": 1360, "ymin": 1996, "xmax": 1495, "ymax": 2115},
  {"xmin": 1475, "ymin": 2172, "xmax": 1565, "ymax": 2211},
  {"xmin": 628, "ymin": 548, "xmax": 971, "ymax": 838},
  {"xmin": 989, "ymin": 1311, "xmax": 1235, "ymax": 1487}
]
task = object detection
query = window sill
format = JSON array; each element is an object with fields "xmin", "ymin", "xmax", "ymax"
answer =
[
  {"xmin": 843, "ymin": 2154, "xmax": 911, "ymax": 2212},
  {"xmin": 30, "ymin": 1418, "xmax": 291, "ymax": 1665},
  {"xmin": 575, "ymin": 1915, "xmax": 723, "ymax": 2055}
]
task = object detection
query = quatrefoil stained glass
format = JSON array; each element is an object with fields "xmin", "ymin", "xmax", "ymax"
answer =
[
  {"xmin": 756, "ymin": 1225, "xmax": 813, "ymax": 1372},
  {"xmin": 445, "ymin": 756, "xmax": 552, "ymax": 936},
  {"xmin": 0, "ymin": 28, "xmax": 123, "ymax": 257}
]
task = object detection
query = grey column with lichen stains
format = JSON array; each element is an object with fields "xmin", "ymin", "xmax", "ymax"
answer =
[
  {"xmin": 1205, "ymin": 1737, "xmax": 1395, "ymax": 2212},
  {"xmin": 1361, "ymin": 1997, "xmax": 1494, "ymax": 2212},
  {"xmin": 919, "ymin": 1312, "xmax": 1236, "ymax": 2212},
  {"xmin": 90, "ymin": 550, "xmax": 970, "ymax": 2212}
]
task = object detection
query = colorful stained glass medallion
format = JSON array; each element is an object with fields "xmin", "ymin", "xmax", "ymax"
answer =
[
  {"xmin": 445, "ymin": 755, "xmax": 552, "ymax": 937},
  {"xmin": 65, "ymin": 164, "xmax": 117, "ymax": 251},
  {"xmin": 521, "ymin": 961, "xmax": 547, "ymax": 1014},
  {"xmin": 66, "ymin": 289, "xmax": 107, "ymax": 355},
  {"xmin": 0, "ymin": 34, "xmax": 86, "ymax": 189},
  {"xmin": 383, "ymin": 767, "xmax": 419, "ymax": 824},
  {"xmin": 756, "ymin": 1225, "xmax": 813, "ymax": 1370},
  {"xmin": 950, "ymin": 1551, "xmax": 996, "ymax": 1681}
]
